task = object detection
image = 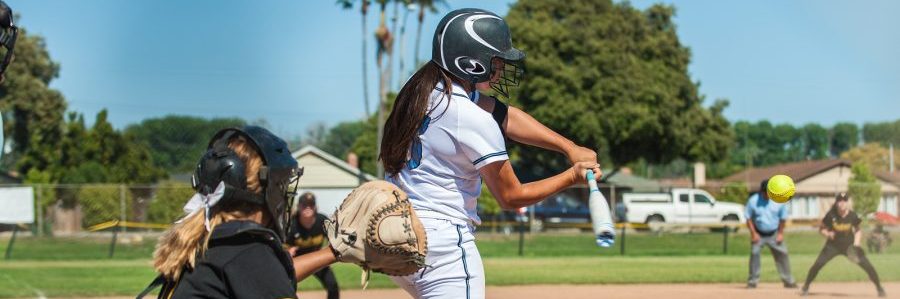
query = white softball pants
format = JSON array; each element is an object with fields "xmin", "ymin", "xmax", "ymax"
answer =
[{"xmin": 390, "ymin": 217, "xmax": 484, "ymax": 299}]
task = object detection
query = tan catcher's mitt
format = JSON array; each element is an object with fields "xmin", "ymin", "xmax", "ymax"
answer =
[{"xmin": 324, "ymin": 180, "xmax": 427, "ymax": 281}]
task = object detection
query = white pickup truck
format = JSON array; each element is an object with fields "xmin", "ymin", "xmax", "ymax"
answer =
[{"xmin": 622, "ymin": 188, "xmax": 745, "ymax": 225}]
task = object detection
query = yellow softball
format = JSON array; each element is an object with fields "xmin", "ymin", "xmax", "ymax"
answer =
[{"xmin": 767, "ymin": 174, "xmax": 795, "ymax": 203}]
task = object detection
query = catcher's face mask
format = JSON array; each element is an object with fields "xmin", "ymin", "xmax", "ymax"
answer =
[
  {"xmin": 0, "ymin": 1, "xmax": 17, "ymax": 83},
  {"xmin": 194, "ymin": 126, "xmax": 303, "ymax": 241}
]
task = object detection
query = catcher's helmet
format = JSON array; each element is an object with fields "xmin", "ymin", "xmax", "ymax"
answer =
[
  {"xmin": 431, "ymin": 8, "xmax": 524, "ymax": 98},
  {"xmin": 0, "ymin": 0, "xmax": 16, "ymax": 83},
  {"xmin": 192, "ymin": 126, "xmax": 303, "ymax": 241}
]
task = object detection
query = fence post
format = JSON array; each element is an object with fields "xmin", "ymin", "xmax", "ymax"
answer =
[
  {"xmin": 722, "ymin": 224, "xmax": 729, "ymax": 254},
  {"xmin": 119, "ymin": 184, "xmax": 127, "ymax": 233},
  {"xmin": 517, "ymin": 218, "xmax": 525, "ymax": 256},
  {"xmin": 4, "ymin": 224, "xmax": 18, "ymax": 260},
  {"xmin": 35, "ymin": 185, "xmax": 43, "ymax": 237},
  {"xmin": 610, "ymin": 185, "xmax": 617, "ymax": 221},
  {"xmin": 109, "ymin": 222, "xmax": 119, "ymax": 259}
]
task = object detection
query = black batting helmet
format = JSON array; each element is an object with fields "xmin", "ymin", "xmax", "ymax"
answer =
[{"xmin": 431, "ymin": 8, "xmax": 524, "ymax": 98}]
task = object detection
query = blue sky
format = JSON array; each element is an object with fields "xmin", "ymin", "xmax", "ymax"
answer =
[{"xmin": 7, "ymin": 0, "xmax": 900, "ymax": 139}]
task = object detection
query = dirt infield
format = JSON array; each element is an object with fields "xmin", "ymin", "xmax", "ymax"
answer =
[
  {"xmin": 54, "ymin": 282, "xmax": 896, "ymax": 299},
  {"xmin": 294, "ymin": 282, "xmax": 897, "ymax": 299}
]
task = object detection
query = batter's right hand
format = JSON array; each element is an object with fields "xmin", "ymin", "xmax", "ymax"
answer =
[
  {"xmin": 571, "ymin": 161, "xmax": 601, "ymax": 184},
  {"xmin": 751, "ymin": 233, "xmax": 760, "ymax": 244}
]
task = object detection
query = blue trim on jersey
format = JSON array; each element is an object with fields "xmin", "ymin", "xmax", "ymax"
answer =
[
  {"xmin": 456, "ymin": 224, "xmax": 471, "ymax": 299},
  {"xmin": 472, "ymin": 151, "xmax": 507, "ymax": 165},
  {"xmin": 434, "ymin": 86, "xmax": 470, "ymax": 100},
  {"xmin": 407, "ymin": 116, "xmax": 432, "ymax": 170}
]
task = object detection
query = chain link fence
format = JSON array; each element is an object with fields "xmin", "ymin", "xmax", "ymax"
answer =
[{"xmin": 5, "ymin": 182, "xmax": 194, "ymax": 237}]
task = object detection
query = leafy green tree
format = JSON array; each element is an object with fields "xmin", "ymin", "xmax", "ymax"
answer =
[
  {"xmin": 841, "ymin": 143, "xmax": 897, "ymax": 173},
  {"xmin": 848, "ymin": 163, "xmax": 881, "ymax": 224},
  {"xmin": 50, "ymin": 110, "xmax": 165, "ymax": 184},
  {"xmin": 801, "ymin": 123, "xmax": 829, "ymax": 160},
  {"xmin": 319, "ymin": 120, "xmax": 367, "ymax": 159},
  {"xmin": 478, "ymin": 184, "xmax": 502, "ymax": 217},
  {"xmin": 830, "ymin": 122, "xmax": 859, "ymax": 157},
  {"xmin": 125, "ymin": 115, "xmax": 246, "ymax": 174},
  {"xmin": 351, "ymin": 116, "xmax": 379, "ymax": 176},
  {"xmin": 718, "ymin": 181, "xmax": 749, "ymax": 204},
  {"xmin": 505, "ymin": 1, "xmax": 733, "ymax": 178},
  {"xmin": 77, "ymin": 184, "xmax": 133, "ymax": 227},
  {"xmin": 147, "ymin": 181, "xmax": 195, "ymax": 224},
  {"xmin": 0, "ymin": 25, "xmax": 67, "ymax": 173},
  {"xmin": 863, "ymin": 120, "xmax": 900, "ymax": 147}
]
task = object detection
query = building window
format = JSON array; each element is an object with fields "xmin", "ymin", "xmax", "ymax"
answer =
[
  {"xmin": 878, "ymin": 195, "xmax": 898, "ymax": 216},
  {"xmin": 787, "ymin": 196, "xmax": 819, "ymax": 219}
]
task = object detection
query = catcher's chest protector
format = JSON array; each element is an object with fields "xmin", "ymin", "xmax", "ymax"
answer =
[{"xmin": 139, "ymin": 221, "xmax": 297, "ymax": 299}]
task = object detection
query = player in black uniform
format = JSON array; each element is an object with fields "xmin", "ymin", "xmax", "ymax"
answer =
[
  {"xmin": 285, "ymin": 192, "xmax": 339, "ymax": 299},
  {"xmin": 140, "ymin": 126, "xmax": 339, "ymax": 299},
  {"xmin": 802, "ymin": 192, "xmax": 886, "ymax": 297}
]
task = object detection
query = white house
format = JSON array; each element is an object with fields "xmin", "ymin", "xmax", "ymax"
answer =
[{"xmin": 292, "ymin": 146, "xmax": 375, "ymax": 215}]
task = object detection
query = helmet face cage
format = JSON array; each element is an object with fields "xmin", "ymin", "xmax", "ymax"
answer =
[
  {"xmin": 489, "ymin": 58, "xmax": 524, "ymax": 99},
  {"xmin": 273, "ymin": 166, "xmax": 303, "ymax": 238}
]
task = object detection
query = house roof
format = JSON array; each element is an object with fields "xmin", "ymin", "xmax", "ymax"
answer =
[
  {"xmin": 876, "ymin": 171, "xmax": 900, "ymax": 186},
  {"xmin": 723, "ymin": 159, "xmax": 851, "ymax": 190},
  {"xmin": 291, "ymin": 145, "xmax": 377, "ymax": 181}
]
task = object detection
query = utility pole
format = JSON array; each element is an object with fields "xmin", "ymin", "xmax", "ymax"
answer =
[{"xmin": 890, "ymin": 143, "xmax": 895, "ymax": 174}]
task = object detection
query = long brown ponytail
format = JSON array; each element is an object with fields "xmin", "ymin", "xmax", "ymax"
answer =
[{"xmin": 380, "ymin": 61, "xmax": 458, "ymax": 175}]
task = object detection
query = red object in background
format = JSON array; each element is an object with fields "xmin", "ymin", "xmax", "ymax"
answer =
[{"xmin": 874, "ymin": 212, "xmax": 899, "ymax": 225}]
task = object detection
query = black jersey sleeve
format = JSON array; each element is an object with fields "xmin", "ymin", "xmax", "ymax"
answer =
[{"xmin": 224, "ymin": 244, "xmax": 297, "ymax": 299}]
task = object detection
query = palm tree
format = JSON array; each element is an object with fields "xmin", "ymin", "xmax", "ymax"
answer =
[
  {"xmin": 396, "ymin": 0, "xmax": 414, "ymax": 90},
  {"xmin": 413, "ymin": 0, "xmax": 443, "ymax": 68},
  {"xmin": 374, "ymin": 0, "xmax": 393, "ymax": 178},
  {"xmin": 336, "ymin": 0, "xmax": 372, "ymax": 118}
]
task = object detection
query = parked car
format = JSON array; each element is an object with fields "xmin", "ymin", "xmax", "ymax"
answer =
[
  {"xmin": 623, "ymin": 188, "xmax": 744, "ymax": 226},
  {"xmin": 529, "ymin": 190, "xmax": 592, "ymax": 224}
]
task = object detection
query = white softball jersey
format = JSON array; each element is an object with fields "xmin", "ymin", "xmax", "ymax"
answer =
[
  {"xmin": 386, "ymin": 82, "xmax": 508, "ymax": 227},
  {"xmin": 386, "ymin": 82, "xmax": 504, "ymax": 299}
]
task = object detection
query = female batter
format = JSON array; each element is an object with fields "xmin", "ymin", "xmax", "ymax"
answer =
[{"xmin": 381, "ymin": 8, "xmax": 600, "ymax": 299}]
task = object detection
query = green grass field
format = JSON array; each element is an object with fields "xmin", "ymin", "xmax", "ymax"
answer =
[{"xmin": 1, "ymin": 231, "xmax": 897, "ymax": 297}]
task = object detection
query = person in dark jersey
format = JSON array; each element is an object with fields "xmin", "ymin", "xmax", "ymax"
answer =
[
  {"xmin": 802, "ymin": 192, "xmax": 886, "ymax": 297},
  {"xmin": 140, "ymin": 127, "xmax": 341, "ymax": 299},
  {"xmin": 286, "ymin": 192, "xmax": 339, "ymax": 299}
]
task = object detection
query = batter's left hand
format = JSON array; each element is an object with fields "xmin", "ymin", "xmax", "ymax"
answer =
[
  {"xmin": 776, "ymin": 233, "xmax": 784, "ymax": 244},
  {"xmin": 567, "ymin": 145, "xmax": 597, "ymax": 164}
]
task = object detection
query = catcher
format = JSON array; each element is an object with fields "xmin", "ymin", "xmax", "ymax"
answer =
[
  {"xmin": 801, "ymin": 193, "xmax": 886, "ymax": 297},
  {"xmin": 139, "ymin": 126, "xmax": 426, "ymax": 298}
]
